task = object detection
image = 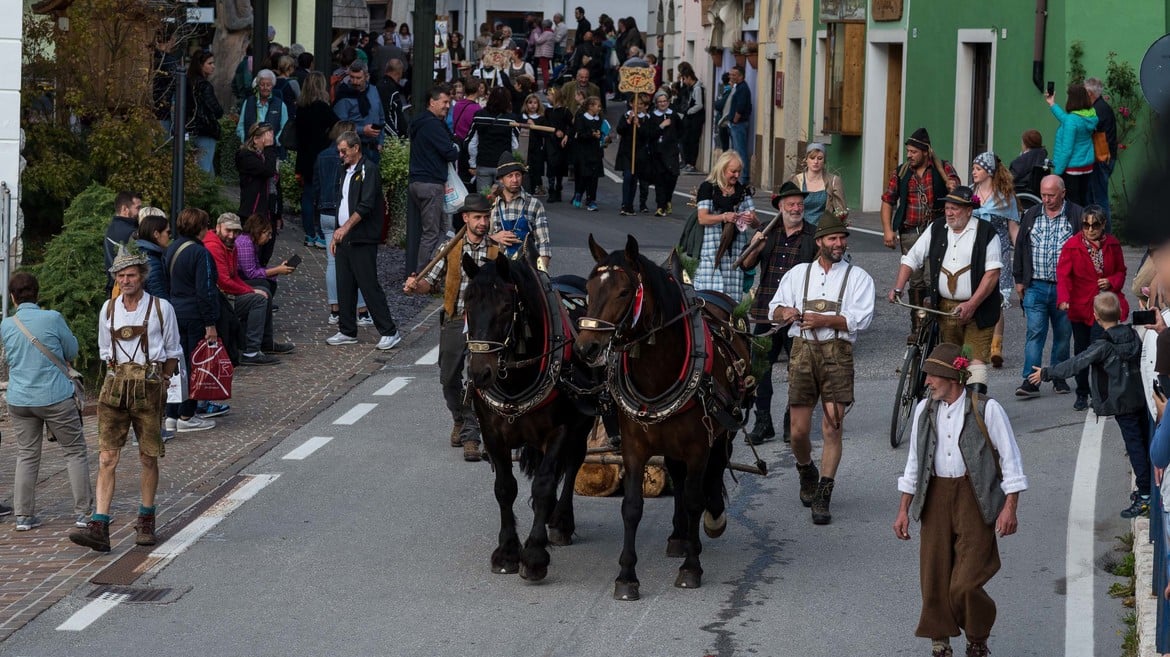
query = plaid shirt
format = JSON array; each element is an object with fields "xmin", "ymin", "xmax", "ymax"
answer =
[
  {"xmin": 750, "ymin": 226, "xmax": 809, "ymax": 321},
  {"xmin": 881, "ymin": 160, "xmax": 960, "ymax": 228},
  {"xmin": 694, "ymin": 184, "xmax": 755, "ymax": 301},
  {"xmin": 423, "ymin": 236, "xmax": 493, "ymax": 316},
  {"xmin": 1030, "ymin": 203, "xmax": 1073, "ymax": 282},
  {"xmin": 493, "ymin": 190, "xmax": 551, "ymax": 259}
]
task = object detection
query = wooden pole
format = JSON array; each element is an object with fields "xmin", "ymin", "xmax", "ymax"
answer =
[
  {"xmin": 414, "ymin": 225, "xmax": 467, "ymax": 281},
  {"xmin": 629, "ymin": 94, "xmax": 639, "ymax": 176}
]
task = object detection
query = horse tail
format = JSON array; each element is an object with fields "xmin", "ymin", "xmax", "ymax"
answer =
[{"xmin": 518, "ymin": 443, "xmax": 544, "ymax": 479}]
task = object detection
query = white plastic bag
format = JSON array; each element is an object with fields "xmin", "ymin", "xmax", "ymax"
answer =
[{"xmin": 443, "ymin": 163, "xmax": 468, "ymax": 214}]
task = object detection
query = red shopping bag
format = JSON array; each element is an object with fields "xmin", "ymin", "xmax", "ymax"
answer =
[{"xmin": 189, "ymin": 339, "xmax": 234, "ymax": 400}]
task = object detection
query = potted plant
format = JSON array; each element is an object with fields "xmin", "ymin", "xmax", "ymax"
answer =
[
  {"xmin": 705, "ymin": 44, "xmax": 724, "ymax": 67},
  {"xmin": 730, "ymin": 40, "xmax": 747, "ymax": 67}
]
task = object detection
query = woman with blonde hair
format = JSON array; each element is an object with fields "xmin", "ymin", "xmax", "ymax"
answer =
[
  {"xmin": 236, "ymin": 122, "xmax": 279, "ymax": 264},
  {"xmin": 970, "ymin": 151, "xmax": 1020, "ymax": 368},
  {"xmin": 789, "ymin": 143, "xmax": 846, "ymax": 226},
  {"xmin": 694, "ymin": 151, "xmax": 757, "ymax": 301}
]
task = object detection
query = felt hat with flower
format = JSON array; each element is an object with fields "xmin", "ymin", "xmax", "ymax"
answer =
[{"xmin": 923, "ymin": 343, "xmax": 973, "ymax": 384}]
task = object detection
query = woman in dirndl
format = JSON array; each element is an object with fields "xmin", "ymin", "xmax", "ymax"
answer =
[{"xmin": 693, "ymin": 150, "xmax": 757, "ymax": 302}]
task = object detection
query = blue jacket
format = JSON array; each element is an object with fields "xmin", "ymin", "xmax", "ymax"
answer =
[
  {"xmin": 1050, "ymin": 105, "xmax": 1098, "ymax": 174},
  {"xmin": 165, "ymin": 236, "xmax": 220, "ymax": 326},
  {"xmin": 408, "ymin": 110, "xmax": 460, "ymax": 185},
  {"xmin": 137, "ymin": 238, "xmax": 169, "ymax": 300},
  {"xmin": 314, "ymin": 147, "xmax": 343, "ymax": 213},
  {"xmin": 727, "ymin": 83, "xmax": 752, "ymax": 124},
  {"xmin": 332, "ymin": 82, "xmax": 385, "ymax": 146},
  {"xmin": 1, "ymin": 303, "xmax": 79, "ymax": 407}
]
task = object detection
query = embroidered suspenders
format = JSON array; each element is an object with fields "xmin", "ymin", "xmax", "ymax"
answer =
[{"xmin": 799, "ymin": 263, "xmax": 853, "ymax": 341}]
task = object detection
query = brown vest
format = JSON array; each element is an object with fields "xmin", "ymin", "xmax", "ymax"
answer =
[{"xmin": 443, "ymin": 237, "xmax": 499, "ymax": 317}]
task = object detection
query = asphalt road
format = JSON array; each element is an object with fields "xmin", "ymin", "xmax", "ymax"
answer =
[{"xmin": 0, "ymin": 174, "xmax": 1137, "ymax": 657}]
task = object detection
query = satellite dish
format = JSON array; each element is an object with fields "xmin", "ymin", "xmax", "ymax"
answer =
[{"xmin": 1140, "ymin": 34, "xmax": 1170, "ymax": 114}]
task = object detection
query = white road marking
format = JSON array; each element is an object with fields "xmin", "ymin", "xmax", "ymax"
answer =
[
  {"xmin": 604, "ymin": 168, "xmax": 622, "ymax": 183},
  {"xmin": 415, "ymin": 345, "xmax": 440, "ymax": 366},
  {"xmin": 332, "ymin": 403, "xmax": 378, "ymax": 425},
  {"xmin": 57, "ymin": 592, "xmax": 130, "ymax": 631},
  {"xmin": 1065, "ymin": 409, "xmax": 1104, "ymax": 657},
  {"xmin": 374, "ymin": 376, "xmax": 413, "ymax": 396},
  {"xmin": 146, "ymin": 474, "xmax": 279, "ymax": 568},
  {"xmin": 281, "ymin": 436, "xmax": 334, "ymax": 460}
]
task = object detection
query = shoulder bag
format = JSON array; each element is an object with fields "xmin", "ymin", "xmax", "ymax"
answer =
[{"xmin": 11, "ymin": 316, "xmax": 85, "ymax": 414}]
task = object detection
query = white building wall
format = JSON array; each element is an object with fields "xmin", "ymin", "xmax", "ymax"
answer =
[{"xmin": 0, "ymin": 2, "xmax": 22, "ymax": 269}]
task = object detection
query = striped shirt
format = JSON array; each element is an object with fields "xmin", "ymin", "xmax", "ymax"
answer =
[
  {"xmin": 493, "ymin": 190, "xmax": 551, "ymax": 259},
  {"xmin": 1029, "ymin": 204, "xmax": 1073, "ymax": 282}
]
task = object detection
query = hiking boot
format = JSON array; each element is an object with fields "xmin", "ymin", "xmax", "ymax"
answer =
[
  {"xmin": 450, "ymin": 421, "xmax": 464, "ymax": 448},
  {"xmin": 965, "ymin": 641, "xmax": 990, "ymax": 657},
  {"xmin": 134, "ymin": 513, "xmax": 157, "ymax": 546},
  {"xmin": 1073, "ymin": 394, "xmax": 1089, "ymax": 411},
  {"xmin": 796, "ymin": 462, "xmax": 819, "ymax": 507},
  {"xmin": 811, "ymin": 478, "xmax": 835, "ymax": 525},
  {"xmin": 69, "ymin": 519, "xmax": 111, "ymax": 552},
  {"xmin": 990, "ymin": 334, "xmax": 1004, "ymax": 369},
  {"xmin": 463, "ymin": 441, "xmax": 483, "ymax": 462},
  {"xmin": 744, "ymin": 410, "xmax": 775, "ymax": 445},
  {"xmin": 931, "ymin": 644, "xmax": 954, "ymax": 657},
  {"xmin": 1121, "ymin": 495, "xmax": 1150, "ymax": 519}
]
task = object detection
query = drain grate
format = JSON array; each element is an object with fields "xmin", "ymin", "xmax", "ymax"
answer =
[{"xmin": 86, "ymin": 585, "xmax": 188, "ymax": 604}]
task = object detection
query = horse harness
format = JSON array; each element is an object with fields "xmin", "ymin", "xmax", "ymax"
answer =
[
  {"xmin": 466, "ymin": 266, "xmax": 574, "ymax": 422},
  {"xmin": 579, "ymin": 265, "xmax": 755, "ymax": 441}
]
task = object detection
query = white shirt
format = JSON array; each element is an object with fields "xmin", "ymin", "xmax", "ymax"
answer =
[
  {"xmin": 98, "ymin": 293, "xmax": 184, "ymax": 365},
  {"xmin": 768, "ymin": 260, "xmax": 875, "ymax": 343},
  {"xmin": 337, "ymin": 164, "xmax": 357, "ymax": 226},
  {"xmin": 900, "ymin": 220, "xmax": 1002, "ymax": 301},
  {"xmin": 897, "ymin": 391, "xmax": 1029, "ymax": 495}
]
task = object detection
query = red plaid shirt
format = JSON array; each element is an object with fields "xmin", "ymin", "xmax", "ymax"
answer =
[{"xmin": 881, "ymin": 161, "xmax": 960, "ymax": 228}]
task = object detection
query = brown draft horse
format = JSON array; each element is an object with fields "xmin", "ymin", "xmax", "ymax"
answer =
[
  {"xmin": 575, "ymin": 234, "xmax": 755, "ymax": 600},
  {"xmin": 461, "ymin": 245, "xmax": 596, "ymax": 582}
]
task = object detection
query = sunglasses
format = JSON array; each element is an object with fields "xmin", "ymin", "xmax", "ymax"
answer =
[{"xmin": 1082, "ymin": 221, "xmax": 1104, "ymax": 229}]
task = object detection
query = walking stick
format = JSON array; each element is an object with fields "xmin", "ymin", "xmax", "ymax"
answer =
[
  {"xmin": 731, "ymin": 213, "xmax": 782, "ymax": 270},
  {"xmin": 630, "ymin": 94, "xmax": 639, "ymax": 176},
  {"xmin": 414, "ymin": 225, "xmax": 467, "ymax": 282}
]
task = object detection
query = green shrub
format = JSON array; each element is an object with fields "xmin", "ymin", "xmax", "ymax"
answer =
[
  {"xmin": 278, "ymin": 153, "xmax": 300, "ymax": 207},
  {"xmin": 380, "ymin": 138, "xmax": 411, "ymax": 247},
  {"xmin": 217, "ymin": 116, "xmax": 242, "ymax": 183},
  {"xmin": 35, "ymin": 183, "xmax": 116, "ymax": 376},
  {"xmin": 186, "ymin": 171, "xmax": 236, "ymax": 219}
]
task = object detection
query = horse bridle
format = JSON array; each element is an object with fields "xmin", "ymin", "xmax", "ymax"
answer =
[
  {"xmin": 465, "ymin": 286, "xmax": 522, "ymax": 356},
  {"xmin": 577, "ymin": 264, "xmax": 644, "ymax": 340}
]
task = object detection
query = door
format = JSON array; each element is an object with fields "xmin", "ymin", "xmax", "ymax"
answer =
[
  {"xmin": 883, "ymin": 43, "xmax": 903, "ymax": 185},
  {"xmin": 969, "ymin": 43, "xmax": 992, "ymax": 162}
]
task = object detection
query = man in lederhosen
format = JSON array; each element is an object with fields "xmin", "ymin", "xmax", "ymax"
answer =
[
  {"xmin": 70, "ymin": 246, "xmax": 183, "ymax": 552},
  {"xmin": 738, "ymin": 181, "xmax": 817, "ymax": 444},
  {"xmin": 888, "ymin": 186, "xmax": 1002, "ymax": 394},
  {"xmin": 767, "ymin": 216, "xmax": 874, "ymax": 525}
]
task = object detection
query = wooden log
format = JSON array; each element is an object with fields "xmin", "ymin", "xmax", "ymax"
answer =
[
  {"xmin": 583, "ymin": 454, "xmax": 767, "ymax": 477},
  {"xmin": 642, "ymin": 465, "xmax": 668, "ymax": 497},
  {"xmin": 574, "ymin": 420, "xmax": 622, "ymax": 497}
]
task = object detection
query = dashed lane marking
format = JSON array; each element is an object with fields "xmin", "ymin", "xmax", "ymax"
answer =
[
  {"xmin": 332, "ymin": 403, "xmax": 378, "ymax": 425},
  {"xmin": 415, "ymin": 346, "xmax": 440, "ymax": 366},
  {"xmin": 57, "ymin": 593, "xmax": 130, "ymax": 631},
  {"xmin": 282, "ymin": 436, "xmax": 334, "ymax": 460},
  {"xmin": 1065, "ymin": 409, "xmax": 1104, "ymax": 657},
  {"xmin": 374, "ymin": 376, "xmax": 413, "ymax": 396}
]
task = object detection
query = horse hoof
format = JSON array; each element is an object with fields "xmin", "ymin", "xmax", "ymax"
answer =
[
  {"xmin": 703, "ymin": 510, "xmax": 727, "ymax": 539},
  {"xmin": 547, "ymin": 527, "xmax": 574, "ymax": 547},
  {"xmin": 665, "ymin": 538, "xmax": 688, "ymax": 558},
  {"xmin": 613, "ymin": 581, "xmax": 641, "ymax": 601},
  {"xmin": 520, "ymin": 563, "xmax": 548, "ymax": 582},
  {"xmin": 674, "ymin": 569, "xmax": 702, "ymax": 589},
  {"xmin": 492, "ymin": 561, "xmax": 520, "ymax": 575}
]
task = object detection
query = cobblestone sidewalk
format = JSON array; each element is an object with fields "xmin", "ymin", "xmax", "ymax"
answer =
[{"xmin": 0, "ymin": 226, "xmax": 438, "ymax": 640}]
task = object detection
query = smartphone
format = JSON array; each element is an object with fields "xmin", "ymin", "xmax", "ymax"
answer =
[
  {"xmin": 1046, "ymin": 80, "xmax": 1055, "ymax": 96},
  {"xmin": 1155, "ymin": 378, "xmax": 1166, "ymax": 398},
  {"xmin": 286, "ymin": 253, "xmax": 303, "ymax": 269},
  {"xmin": 1133, "ymin": 309, "xmax": 1157, "ymax": 325},
  {"xmin": 370, "ymin": 123, "xmax": 383, "ymax": 132}
]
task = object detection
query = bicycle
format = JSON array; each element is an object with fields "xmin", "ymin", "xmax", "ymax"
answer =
[{"xmin": 889, "ymin": 298, "xmax": 948, "ymax": 448}]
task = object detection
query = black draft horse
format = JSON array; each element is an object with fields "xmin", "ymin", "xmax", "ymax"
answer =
[
  {"xmin": 575, "ymin": 234, "xmax": 755, "ymax": 600},
  {"xmin": 461, "ymin": 246, "xmax": 595, "ymax": 582}
]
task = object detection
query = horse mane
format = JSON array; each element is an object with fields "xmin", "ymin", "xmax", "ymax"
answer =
[{"xmin": 597, "ymin": 249, "xmax": 685, "ymax": 327}]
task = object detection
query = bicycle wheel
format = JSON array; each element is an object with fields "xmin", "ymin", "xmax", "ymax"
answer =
[{"xmin": 890, "ymin": 343, "xmax": 921, "ymax": 448}]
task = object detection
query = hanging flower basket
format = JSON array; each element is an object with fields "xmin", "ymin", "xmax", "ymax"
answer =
[{"xmin": 706, "ymin": 45, "xmax": 723, "ymax": 67}]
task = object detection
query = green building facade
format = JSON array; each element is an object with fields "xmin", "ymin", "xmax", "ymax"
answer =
[{"xmin": 806, "ymin": 0, "xmax": 1170, "ymax": 218}]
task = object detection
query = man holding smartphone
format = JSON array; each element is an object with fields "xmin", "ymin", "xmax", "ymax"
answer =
[{"xmin": 333, "ymin": 60, "xmax": 385, "ymax": 164}]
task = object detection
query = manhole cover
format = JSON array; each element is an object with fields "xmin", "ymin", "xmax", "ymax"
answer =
[{"xmin": 86, "ymin": 585, "xmax": 188, "ymax": 604}]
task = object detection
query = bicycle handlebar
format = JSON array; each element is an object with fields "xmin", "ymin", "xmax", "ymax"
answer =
[{"xmin": 891, "ymin": 298, "xmax": 959, "ymax": 317}]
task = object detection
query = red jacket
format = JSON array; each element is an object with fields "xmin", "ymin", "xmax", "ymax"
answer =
[
  {"xmin": 1056, "ymin": 233, "xmax": 1128, "ymax": 325},
  {"xmin": 203, "ymin": 231, "xmax": 254, "ymax": 297}
]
